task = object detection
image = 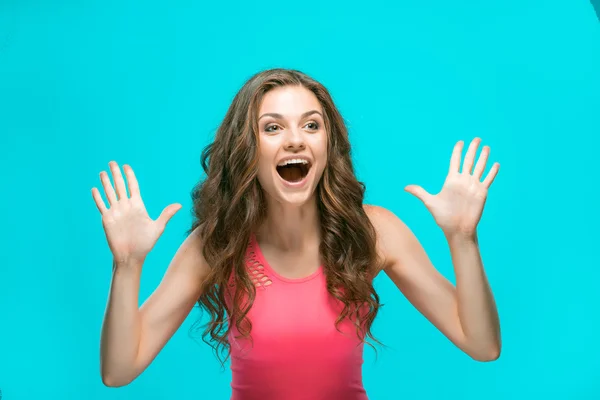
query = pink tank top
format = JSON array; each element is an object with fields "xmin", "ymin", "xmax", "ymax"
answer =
[{"xmin": 225, "ymin": 233, "xmax": 369, "ymax": 400}]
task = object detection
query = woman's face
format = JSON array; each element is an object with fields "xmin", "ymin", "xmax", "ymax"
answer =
[{"xmin": 255, "ymin": 85, "xmax": 328, "ymax": 207}]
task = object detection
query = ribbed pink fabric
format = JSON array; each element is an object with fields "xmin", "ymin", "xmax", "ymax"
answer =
[{"xmin": 225, "ymin": 233, "xmax": 369, "ymax": 400}]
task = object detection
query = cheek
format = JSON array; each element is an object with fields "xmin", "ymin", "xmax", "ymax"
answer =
[
  {"xmin": 313, "ymin": 136, "xmax": 328, "ymax": 165},
  {"xmin": 256, "ymin": 139, "xmax": 275, "ymax": 176},
  {"xmin": 256, "ymin": 158, "xmax": 273, "ymax": 183},
  {"xmin": 308, "ymin": 133, "xmax": 328, "ymax": 153}
]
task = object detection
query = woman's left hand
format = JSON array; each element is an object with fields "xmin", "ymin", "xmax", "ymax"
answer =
[{"xmin": 404, "ymin": 138, "xmax": 500, "ymax": 238}]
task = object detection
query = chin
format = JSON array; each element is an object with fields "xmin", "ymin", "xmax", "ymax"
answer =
[{"xmin": 276, "ymin": 191, "xmax": 316, "ymax": 207}]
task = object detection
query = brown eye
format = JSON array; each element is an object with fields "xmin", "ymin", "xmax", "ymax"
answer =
[{"xmin": 305, "ymin": 122, "xmax": 319, "ymax": 130}]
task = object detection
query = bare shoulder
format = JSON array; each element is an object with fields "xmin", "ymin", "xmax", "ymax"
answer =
[
  {"xmin": 363, "ymin": 203, "xmax": 407, "ymax": 235},
  {"xmin": 363, "ymin": 203, "xmax": 392, "ymax": 222},
  {"xmin": 169, "ymin": 224, "xmax": 211, "ymax": 281},
  {"xmin": 363, "ymin": 204, "xmax": 414, "ymax": 273}
]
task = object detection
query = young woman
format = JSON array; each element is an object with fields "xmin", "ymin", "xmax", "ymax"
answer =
[{"xmin": 93, "ymin": 69, "xmax": 501, "ymax": 399}]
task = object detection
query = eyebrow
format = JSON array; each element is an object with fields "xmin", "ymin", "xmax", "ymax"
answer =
[{"xmin": 258, "ymin": 110, "xmax": 323, "ymax": 121}]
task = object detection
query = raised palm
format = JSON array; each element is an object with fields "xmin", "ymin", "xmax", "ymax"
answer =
[
  {"xmin": 405, "ymin": 138, "xmax": 500, "ymax": 238},
  {"xmin": 91, "ymin": 161, "xmax": 181, "ymax": 264}
]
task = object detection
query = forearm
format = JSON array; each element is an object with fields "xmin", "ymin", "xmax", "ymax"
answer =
[
  {"xmin": 100, "ymin": 259, "xmax": 144, "ymax": 386},
  {"xmin": 447, "ymin": 233, "xmax": 501, "ymax": 360}
]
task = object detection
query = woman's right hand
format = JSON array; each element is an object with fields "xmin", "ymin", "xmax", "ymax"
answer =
[{"xmin": 91, "ymin": 161, "xmax": 182, "ymax": 265}]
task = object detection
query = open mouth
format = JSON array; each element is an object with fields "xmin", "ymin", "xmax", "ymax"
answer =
[{"xmin": 276, "ymin": 162, "xmax": 312, "ymax": 183}]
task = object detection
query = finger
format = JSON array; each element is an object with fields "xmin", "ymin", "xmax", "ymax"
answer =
[
  {"xmin": 109, "ymin": 161, "xmax": 128, "ymax": 200},
  {"xmin": 449, "ymin": 140, "xmax": 464, "ymax": 174},
  {"xmin": 473, "ymin": 145, "xmax": 490, "ymax": 179},
  {"xmin": 461, "ymin": 137, "xmax": 481, "ymax": 174},
  {"xmin": 100, "ymin": 171, "xmax": 118, "ymax": 206},
  {"xmin": 157, "ymin": 203, "xmax": 182, "ymax": 228},
  {"xmin": 123, "ymin": 164, "xmax": 141, "ymax": 199},
  {"xmin": 404, "ymin": 185, "xmax": 433, "ymax": 205},
  {"xmin": 482, "ymin": 162, "xmax": 500, "ymax": 188},
  {"xmin": 91, "ymin": 187, "xmax": 108, "ymax": 214}
]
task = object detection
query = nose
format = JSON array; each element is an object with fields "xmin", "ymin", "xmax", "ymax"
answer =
[{"xmin": 283, "ymin": 127, "xmax": 306, "ymax": 151}]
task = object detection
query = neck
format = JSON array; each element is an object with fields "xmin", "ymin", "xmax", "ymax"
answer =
[{"xmin": 256, "ymin": 196, "xmax": 321, "ymax": 253}]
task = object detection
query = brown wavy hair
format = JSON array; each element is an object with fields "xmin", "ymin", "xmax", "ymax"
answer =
[{"xmin": 186, "ymin": 68, "xmax": 385, "ymax": 370}]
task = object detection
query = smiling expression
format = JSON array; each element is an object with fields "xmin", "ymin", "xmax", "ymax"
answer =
[{"xmin": 255, "ymin": 85, "xmax": 328, "ymax": 206}]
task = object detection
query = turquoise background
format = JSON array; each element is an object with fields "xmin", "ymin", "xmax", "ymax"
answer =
[{"xmin": 1, "ymin": 0, "xmax": 599, "ymax": 399}]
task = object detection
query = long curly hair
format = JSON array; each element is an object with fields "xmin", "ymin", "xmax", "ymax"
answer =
[{"xmin": 186, "ymin": 68, "xmax": 385, "ymax": 370}]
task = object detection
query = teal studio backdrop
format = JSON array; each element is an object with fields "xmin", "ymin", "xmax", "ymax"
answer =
[{"xmin": 0, "ymin": 1, "xmax": 599, "ymax": 399}]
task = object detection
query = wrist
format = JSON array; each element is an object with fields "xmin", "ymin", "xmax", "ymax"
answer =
[
  {"xmin": 112, "ymin": 257, "xmax": 145, "ymax": 272},
  {"xmin": 444, "ymin": 230, "xmax": 478, "ymax": 245}
]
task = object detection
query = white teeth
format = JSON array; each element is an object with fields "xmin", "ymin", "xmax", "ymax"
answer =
[{"xmin": 277, "ymin": 158, "xmax": 309, "ymax": 167}]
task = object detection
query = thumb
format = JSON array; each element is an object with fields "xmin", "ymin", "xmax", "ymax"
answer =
[
  {"xmin": 404, "ymin": 185, "xmax": 432, "ymax": 205},
  {"xmin": 157, "ymin": 203, "xmax": 182, "ymax": 228}
]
